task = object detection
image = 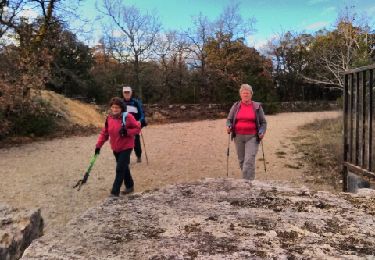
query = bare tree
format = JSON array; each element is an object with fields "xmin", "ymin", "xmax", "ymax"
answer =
[
  {"xmin": 153, "ymin": 31, "xmax": 190, "ymax": 102},
  {"xmin": 154, "ymin": 31, "xmax": 178, "ymax": 101},
  {"xmin": 0, "ymin": 0, "xmax": 24, "ymax": 39},
  {"xmin": 302, "ymin": 6, "xmax": 374, "ymax": 89},
  {"xmin": 185, "ymin": 13, "xmax": 213, "ymax": 101},
  {"xmin": 99, "ymin": 0, "xmax": 161, "ymax": 99},
  {"xmin": 0, "ymin": 0, "xmax": 72, "ymax": 112},
  {"xmin": 215, "ymin": 2, "xmax": 256, "ymax": 41}
]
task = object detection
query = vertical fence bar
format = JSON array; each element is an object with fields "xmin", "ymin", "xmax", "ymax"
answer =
[
  {"xmin": 355, "ymin": 72, "xmax": 360, "ymax": 165},
  {"xmin": 369, "ymin": 69, "xmax": 373, "ymax": 171},
  {"xmin": 349, "ymin": 73, "xmax": 354, "ymax": 163},
  {"xmin": 344, "ymin": 65, "xmax": 375, "ymax": 187},
  {"xmin": 343, "ymin": 74, "xmax": 349, "ymax": 191},
  {"xmin": 344, "ymin": 74, "xmax": 349, "ymax": 162},
  {"xmin": 362, "ymin": 70, "xmax": 366, "ymax": 168}
]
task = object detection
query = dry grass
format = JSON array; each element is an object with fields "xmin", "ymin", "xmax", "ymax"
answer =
[
  {"xmin": 39, "ymin": 90, "xmax": 104, "ymax": 127},
  {"xmin": 291, "ymin": 116, "xmax": 343, "ymax": 190}
]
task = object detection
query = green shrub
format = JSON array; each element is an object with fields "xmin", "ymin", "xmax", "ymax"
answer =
[
  {"xmin": 263, "ymin": 102, "xmax": 280, "ymax": 115},
  {"xmin": 336, "ymin": 96, "xmax": 343, "ymax": 109},
  {"xmin": 12, "ymin": 113, "xmax": 56, "ymax": 137}
]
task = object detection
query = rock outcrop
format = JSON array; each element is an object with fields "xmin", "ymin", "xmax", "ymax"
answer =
[
  {"xmin": 0, "ymin": 203, "xmax": 43, "ymax": 260},
  {"xmin": 22, "ymin": 179, "xmax": 375, "ymax": 259}
]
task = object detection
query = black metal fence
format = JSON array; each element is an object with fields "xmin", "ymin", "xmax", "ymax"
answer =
[{"xmin": 343, "ymin": 64, "xmax": 375, "ymax": 191}]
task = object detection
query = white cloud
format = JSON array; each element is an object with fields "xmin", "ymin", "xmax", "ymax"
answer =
[
  {"xmin": 247, "ymin": 35, "xmax": 269, "ymax": 50},
  {"xmin": 254, "ymin": 39, "xmax": 269, "ymax": 50},
  {"xmin": 367, "ymin": 6, "xmax": 375, "ymax": 15},
  {"xmin": 112, "ymin": 30, "xmax": 125, "ymax": 38},
  {"xmin": 321, "ymin": 6, "xmax": 336, "ymax": 15},
  {"xmin": 19, "ymin": 9, "xmax": 39, "ymax": 20},
  {"xmin": 305, "ymin": 21, "xmax": 329, "ymax": 30},
  {"xmin": 246, "ymin": 34, "xmax": 282, "ymax": 54},
  {"xmin": 308, "ymin": 0, "xmax": 328, "ymax": 5}
]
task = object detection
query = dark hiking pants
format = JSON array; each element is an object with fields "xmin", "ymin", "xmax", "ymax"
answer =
[
  {"xmin": 112, "ymin": 149, "xmax": 134, "ymax": 195},
  {"xmin": 134, "ymin": 134, "xmax": 142, "ymax": 158}
]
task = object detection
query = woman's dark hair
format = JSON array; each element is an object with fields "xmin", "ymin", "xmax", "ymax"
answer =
[{"xmin": 109, "ymin": 97, "xmax": 124, "ymax": 111}]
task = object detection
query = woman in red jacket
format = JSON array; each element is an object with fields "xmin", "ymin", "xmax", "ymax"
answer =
[{"xmin": 95, "ymin": 97, "xmax": 141, "ymax": 197}]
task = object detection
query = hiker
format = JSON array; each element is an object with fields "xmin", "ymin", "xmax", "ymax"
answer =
[
  {"xmin": 95, "ymin": 97, "xmax": 141, "ymax": 197},
  {"xmin": 122, "ymin": 86, "xmax": 146, "ymax": 163},
  {"xmin": 226, "ymin": 84, "xmax": 267, "ymax": 180}
]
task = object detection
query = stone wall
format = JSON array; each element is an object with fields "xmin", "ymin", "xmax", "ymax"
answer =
[
  {"xmin": 0, "ymin": 203, "xmax": 43, "ymax": 260},
  {"xmin": 277, "ymin": 101, "xmax": 340, "ymax": 112},
  {"xmin": 144, "ymin": 103, "xmax": 230, "ymax": 124},
  {"xmin": 144, "ymin": 101, "xmax": 340, "ymax": 124},
  {"xmin": 23, "ymin": 179, "xmax": 375, "ymax": 259}
]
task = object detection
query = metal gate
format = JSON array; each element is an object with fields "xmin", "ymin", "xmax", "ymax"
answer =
[{"xmin": 343, "ymin": 64, "xmax": 375, "ymax": 191}]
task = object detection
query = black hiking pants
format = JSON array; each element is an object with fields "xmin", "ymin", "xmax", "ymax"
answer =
[
  {"xmin": 134, "ymin": 134, "xmax": 142, "ymax": 158},
  {"xmin": 112, "ymin": 149, "xmax": 134, "ymax": 195}
]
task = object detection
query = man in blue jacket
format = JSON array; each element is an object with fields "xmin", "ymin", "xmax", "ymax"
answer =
[{"xmin": 122, "ymin": 86, "xmax": 146, "ymax": 163}]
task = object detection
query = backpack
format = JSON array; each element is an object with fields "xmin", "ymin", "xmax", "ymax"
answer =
[{"xmin": 105, "ymin": 112, "xmax": 128, "ymax": 130}]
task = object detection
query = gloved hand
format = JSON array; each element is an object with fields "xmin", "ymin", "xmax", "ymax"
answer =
[
  {"xmin": 95, "ymin": 148, "xmax": 100, "ymax": 155},
  {"xmin": 119, "ymin": 127, "xmax": 127, "ymax": 137},
  {"xmin": 140, "ymin": 120, "xmax": 147, "ymax": 128}
]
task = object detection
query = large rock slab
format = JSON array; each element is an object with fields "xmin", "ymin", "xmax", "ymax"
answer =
[
  {"xmin": 0, "ymin": 203, "xmax": 43, "ymax": 260},
  {"xmin": 22, "ymin": 179, "xmax": 375, "ymax": 259}
]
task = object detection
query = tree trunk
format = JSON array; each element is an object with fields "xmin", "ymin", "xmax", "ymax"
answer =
[{"xmin": 134, "ymin": 55, "xmax": 141, "ymax": 99}]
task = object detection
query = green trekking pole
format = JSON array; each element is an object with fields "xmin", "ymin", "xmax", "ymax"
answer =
[{"xmin": 73, "ymin": 154, "xmax": 99, "ymax": 191}]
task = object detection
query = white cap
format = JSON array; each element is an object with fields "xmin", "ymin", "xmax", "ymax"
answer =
[{"xmin": 123, "ymin": 86, "xmax": 132, "ymax": 92}]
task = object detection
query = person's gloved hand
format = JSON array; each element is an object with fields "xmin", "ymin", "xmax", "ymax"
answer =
[
  {"xmin": 95, "ymin": 148, "xmax": 100, "ymax": 155},
  {"xmin": 119, "ymin": 127, "xmax": 127, "ymax": 137},
  {"xmin": 141, "ymin": 120, "xmax": 147, "ymax": 128}
]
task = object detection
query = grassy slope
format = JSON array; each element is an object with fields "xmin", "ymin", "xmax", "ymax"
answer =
[
  {"xmin": 40, "ymin": 90, "xmax": 104, "ymax": 128},
  {"xmin": 291, "ymin": 117, "xmax": 343, "ymax": 191}
]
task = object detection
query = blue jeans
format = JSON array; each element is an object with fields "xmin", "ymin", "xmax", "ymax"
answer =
[{"xmin": 112, "ymin": 149, "xmax": 134, "ymax": 195}]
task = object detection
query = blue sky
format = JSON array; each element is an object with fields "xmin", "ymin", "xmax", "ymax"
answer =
[{"xmin": 78, "ymin": 0, "xmax": 375, "ymax": 49}]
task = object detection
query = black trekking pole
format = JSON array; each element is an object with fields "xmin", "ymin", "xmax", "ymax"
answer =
[
  {"xmin": 226, "ymin": 133, "xmax": 230, "ymax": 177},
  {"xmin": 73, "ymin": 154, "xmax": 99, "ymax": 191},
  {"xmin": 261, "ymin": 140, "xmax": 267, "ymax": 173},
  {"xmin": 140, "ymin": 133, "xmax": 149, "ymax": 165}
]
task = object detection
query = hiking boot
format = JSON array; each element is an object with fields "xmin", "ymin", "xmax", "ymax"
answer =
[
  {"xmin": 109, "ymin": 193, "xmax": 119, "ymax": 198},
  {"xmin": 137, "ymin": 157, "xmax": 142, "ymax": 163},
  {"xmin": 121, "ymin": 186, "xmax": 134, "ymax": 195}
]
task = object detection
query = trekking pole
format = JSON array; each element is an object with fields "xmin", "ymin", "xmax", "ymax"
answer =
[
  {"xmin": 261, "ymin": 140, "xmax": 267, "ymax": 173},
  {"xmin": 73, "ymin": 153, "xmax": 99, "ymax": 191},
  {"xmin": 140, "ymin": 133, "xmax": 149, "ymax": 165},
  {"xmin": 226, "ymin": 133, "xmax": 230, "ymax": 177}
]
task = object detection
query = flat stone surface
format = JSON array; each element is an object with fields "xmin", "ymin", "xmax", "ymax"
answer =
[
  {"xmin": 22, "ymin": 179, "xmax": 375, "ymax": 259},
  {"xmin": 0, "ymin": 203, "xmax": 43, "ymax": 260}
]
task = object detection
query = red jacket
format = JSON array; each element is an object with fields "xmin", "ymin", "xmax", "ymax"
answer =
[{"xmin": 96, "ymin": 113, "xmax": 141, "ymax": 152}]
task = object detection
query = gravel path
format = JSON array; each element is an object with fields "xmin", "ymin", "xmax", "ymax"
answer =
[{"xmin": 0, "ymin": 111, "xmax": 341, "ymax": 233}]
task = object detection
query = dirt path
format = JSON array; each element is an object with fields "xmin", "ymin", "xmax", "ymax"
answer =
[{"xmin": 0, "ymin": 111, "xmax": 341, "ymax": 233}]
